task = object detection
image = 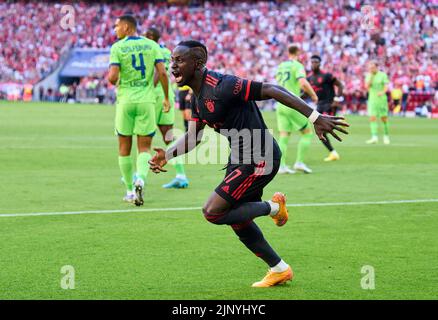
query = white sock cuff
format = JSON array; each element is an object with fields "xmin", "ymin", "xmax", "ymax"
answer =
[
  {"xmin": 267, "ymin": 200, "xmax": 279, "ymax": 216},
  {"xmin": 271, "ymin": 259, "xmax": 289, "ymax": 273}
]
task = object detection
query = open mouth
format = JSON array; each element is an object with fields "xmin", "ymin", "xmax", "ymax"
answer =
[{"xmin": 172, "ymin": 71, "xmax": 183, "ymax": 84}]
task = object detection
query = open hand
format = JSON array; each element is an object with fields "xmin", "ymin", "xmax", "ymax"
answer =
[
  {"xmin": 148, "ymin": 148, "xmax": 168, "ymax": 173},
  {"xmin": 313, "ymin": 115, "xmax": 350, "ymax": 142}
]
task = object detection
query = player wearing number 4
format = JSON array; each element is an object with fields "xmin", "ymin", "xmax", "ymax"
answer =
[
  {"xmin": 108, "ymin": 15, "xmax": 170, "ymax": 206},
  {"xmin": 275, "ymin": 44, "xmax": 319, "ymax": 174},
  {"xmin": 149, "ymin": 41, "xmax": 349, "ymax": 287}
]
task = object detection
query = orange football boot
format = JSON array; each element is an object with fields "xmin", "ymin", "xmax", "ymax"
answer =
[
  {"xmin": 271, "ymin": 192, "xmax": 289, "ymax": 226},
  {"xmin": 252, "ymin": 266, "xmax": 293, "ymax": 288}
]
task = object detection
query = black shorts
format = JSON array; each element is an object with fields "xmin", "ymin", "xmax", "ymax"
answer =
[
  {"xmin": 215, "ymin": 159, "xmax": 280, "ymax": 206},
  {"xmin": 178, "ymin": 90, "xmax": 190, "ymax": 110},
  {"xmin": 317, "ymin": 102, "xmax": 333, "ymax": 114}
]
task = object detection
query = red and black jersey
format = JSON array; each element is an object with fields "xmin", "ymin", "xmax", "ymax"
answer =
[
  {"xmin": 307, "ymin": 71, "xmax": 336, "ymax": 105},
  {"xmin": 190, "ymin": 69, "xmax": 281, "ymax": 166}
]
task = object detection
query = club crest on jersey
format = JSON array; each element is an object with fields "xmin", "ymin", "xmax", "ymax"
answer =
[
  {"xmin": 318, "ymin": 77, "xmax": 323, "ymax": 83},
  {"xmin": 205, "ymin": 99, "xmax": 215, "ymax": 112}
]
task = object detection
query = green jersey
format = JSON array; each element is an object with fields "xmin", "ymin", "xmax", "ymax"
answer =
[
  {"xmin": 109, "ymin": 36, "xmax": 164, "ymax": 104},
  {"xmin": 275, "ymin": 59, "xmax": 308, "ymax": 128},
  {"xmin": 276, "ymin": 60, "xmax": 306, "ymax": 96},
  {"xmin": 154, "ymin": 44, "xmax": 173, "ymax": 98},
  {"xmin": 366, "ymin": 71, "xmax": 389, "ymax": 103}
]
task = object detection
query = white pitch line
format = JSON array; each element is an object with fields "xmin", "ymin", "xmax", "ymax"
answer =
[{"xmin": 0, "ymin": 199, "xmax": 437, "ymax": 218}]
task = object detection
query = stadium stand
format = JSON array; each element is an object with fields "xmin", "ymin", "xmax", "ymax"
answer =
[{"xmin": 0, "ymin": 0, "xmax": 436, "ymax": 113}]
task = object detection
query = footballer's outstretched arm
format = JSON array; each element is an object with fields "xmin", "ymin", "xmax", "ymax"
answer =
[
  {"xmin": 166, "ymin": 120, "xmax": 205, "ymax": 160},
  {"xmin": 149, "ymin": 120, "xmax": 205, "ymax": 173},
  {"xmin": 260, "ymin": 83, "xmax": 349, "ymax": 141}
]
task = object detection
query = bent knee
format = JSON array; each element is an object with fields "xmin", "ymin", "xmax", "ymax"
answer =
[{"xmin": 202, "ymin": 206, "xmax": 228, "ymax": 225}]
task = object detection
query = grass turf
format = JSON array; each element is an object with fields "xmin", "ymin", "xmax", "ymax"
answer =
[{"xmin": 0, "ymin": 101, "xmax": 437, "ymax": 299}]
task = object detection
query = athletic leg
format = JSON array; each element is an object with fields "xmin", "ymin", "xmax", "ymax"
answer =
[
  {"xmin": 317, "ymin": 103, "xmax": 338, "ymax": 159},
  {"xmin": 381, "ymin": 115, "xmax": 390, "ymax": 144},
  {"xmin": 294, "ymin": 126, "xmax": 313, "ymax": 173},
  {"xmin": 115, "ymin": 102, "xmax": 136, "ymax": 200},
  {"xmin": 276, "ymin": 106, "xmax": 294, "ymax": 173},
  {"xmin": 367, "ymin": 102, "xmax": 379, "ymax": 143},
  {"xmin": 133, "ymin": 102, "xmax": 157, "ymax": 205},
  {"xmin": 118, "ymin": 135, "xmax": 134, "ymax": 193}
]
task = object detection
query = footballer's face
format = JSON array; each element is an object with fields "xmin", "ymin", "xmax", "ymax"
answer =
[
  {"xmin": 368, "ymin": 62, "xmax": 378, "ymax": 74},
  {"xmin": 113, "ymin": 19, "xmax": 127, "ymax": 39},
  {"xmin": 145, "ymin": 31, "xmax": 154, "ymax": 41},
  {"xmin": 171, "ymin": 46, "xmax": 197, "ymax": 87},
  {"xmin": 311, "ymin": 59, "xmax": 321, "ymax": 71}
]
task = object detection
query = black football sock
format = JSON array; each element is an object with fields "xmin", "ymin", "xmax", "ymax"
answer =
[
  {"xmin": 207, "ymin": 202, "xmax": 270, "ymax": 225},
  {"xmin": 184, "ymin": 119, "xmax": 188, "ymax": 132},
  {"xmin": 231, "ymin": 220, "xmax": 281, "ymax": 267}
]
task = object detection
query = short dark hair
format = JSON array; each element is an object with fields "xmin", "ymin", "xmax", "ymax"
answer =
[
  {"xmin": 146, "ymin": 27, "xmax": 161, "ymax": 42},
  {"xmin": 288, "ymin": 44, "xmax": 300, "ymax": 55},
  {"xmin": 118, "ymin": 15, "xmax": 137, "ymax": 30},
  {"xmin": 311, "ymin": 55, "xmax": 321, "ymax": 62},
  {"xmin": 178, "ymin": 40, "xmax": 208, "ymax": 64}
]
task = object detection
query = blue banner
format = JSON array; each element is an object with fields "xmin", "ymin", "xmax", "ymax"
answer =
[{"xmin": 60, "ymin": 49, "xmax": 110, "ymax": 77}]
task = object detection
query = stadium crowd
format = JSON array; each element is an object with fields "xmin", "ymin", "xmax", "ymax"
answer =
[{"xmin": 0, "ymin": 0, "xmax": 436, "ymax": 110}]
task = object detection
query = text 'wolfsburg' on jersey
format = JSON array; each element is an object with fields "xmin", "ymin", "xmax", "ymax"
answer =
[
  {"xmin": 109, "ymin": 36, "xmax": 164, "ymax": 104},
  {"xmin": 190, "ymin": 70, "xmax": 281, "ymax": 167}
]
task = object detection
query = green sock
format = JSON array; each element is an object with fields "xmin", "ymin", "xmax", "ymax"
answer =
[
  {"xmin": 136, "ymin": 152, "xmax": 152, "ymax": 183},
  {"xmin": 296, "ymin": 133, "xmax": 312, "ymax": 163},
  {"xmin": 118, "ymin": 155, "xmax": 133, "ymax": 191},
  {"xmin": 174, "ymin": 158, "xmax": 185, "ymax": 176},
  {"xmin": 382, "ymin": 121, "xmax": 389, "ymax": 135},
  {"xmin": 370, "ymin": 121, "xmax": 378, "ymax": 137},
  {"xmin": 278, "ymin": 136, "xmax": 289, "ymax": 166},
  {"xmin": 167, "ymin": 139, "xmax": 186, "ymax": 177}
]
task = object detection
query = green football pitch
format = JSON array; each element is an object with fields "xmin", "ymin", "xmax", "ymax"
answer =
[{"xmin": 0, "ymin": 101, "xmax": 437, "ymax": 300}]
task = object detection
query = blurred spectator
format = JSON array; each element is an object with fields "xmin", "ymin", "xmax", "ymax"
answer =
[
  {"xmin": 0, "ymin": 0, "xmax": 435, "ymax": 111},
  {"xmin": 391, "ymin": 85, "xmax": 403, "ymax": 114},
  {"xmin": 39, "ymin": 86, "xmax": 45, "ymax": 101},
  {"xmin": 46, "ymin": 88, "xmax": 56, "ymax": 102},
  {"xmin": 96, "ymin": 80, "xmax": 107, "ymax": 104},
  {"xmin": 59, "ymin": 84, "xmax": 69, "ymax": 102}
]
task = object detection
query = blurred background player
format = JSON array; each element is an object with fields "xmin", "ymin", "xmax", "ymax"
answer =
[
  {"xmin": 391, "ymin": 82, "xmax": 403, "ymax": 114},
  {"xmin": 307, "ymin": 55, "xmax": 344, "ymax": 162},
  {"xmin": 178, "ymin": 85, "xmax": 193, "ymax": 132},
  {"xmin": 145, "ymin": 27, "xmax": 189, "ymax": 189},
  {"xmin": 108, "ymin": 15, "xmax": 170, "ymax": 205},
  {"xmin": 365, "ymin": 60, "xmax": 390, "ymax": 144},
  {"xmin": 275, "ymin": 44, "xmax": 319, "ymax": 174}
]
